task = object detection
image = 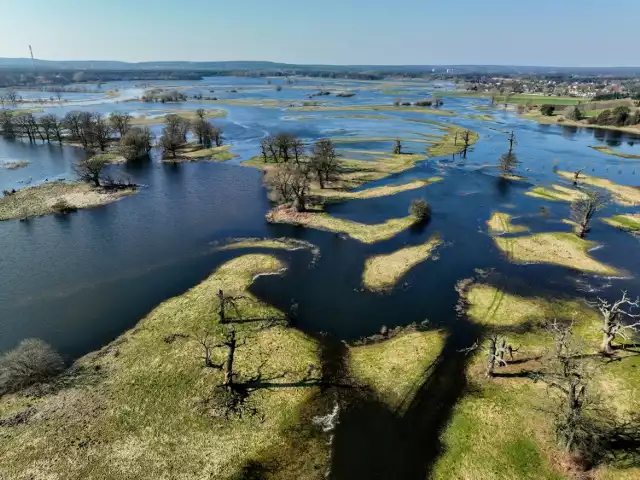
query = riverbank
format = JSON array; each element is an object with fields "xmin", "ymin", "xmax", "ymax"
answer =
[
  {"xmin": 0, "ymin": 254, "xmax": 328, "ymax": 479},
  {"xmin": 0, "ymin": 181, "xmax": 137, "ymax": 221}
]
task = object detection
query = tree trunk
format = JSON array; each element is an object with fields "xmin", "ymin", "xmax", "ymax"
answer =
[
  {"xmin": 318, "ymin": 173, "xmax": 324, "ymax": 189},
  {"xmin": 223, "ymin": 331, "xmax": 236, "ymax": 387},
  {"xmin": 218, "ymin": 290, "xmax": 226, "ymax": 323}
]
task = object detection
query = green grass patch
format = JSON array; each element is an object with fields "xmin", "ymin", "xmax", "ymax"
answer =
[
  {"xmin": 589, "ymin": 145, "xmax": 640, "ymax": 159},
  {"xmin": 602, "ymin": 214, "xmax": 640, "ymax": 232}
]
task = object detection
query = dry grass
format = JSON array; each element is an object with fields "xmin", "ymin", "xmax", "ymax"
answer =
[
  {"xmin": 0, "ymin": 181, "xmax": 136, "ymax": 221},
  {"xmin": 486, "ymin": 212, "xmax": 530, "ymax": 235},
  {"xmin": 559, "ymin": 171, "xmax": 640, "ymax": 207},
  {"xmin": 266, "ymin": 206, "xmax": 417, "ymax": 244},
  {"xmin": 312, "ymin": 178, "xmax": 441, "ymax": 203},
  {"xmin": 590, "ymin": 145, "xmax": 640, "ymax": 159},
  {"xmin": 362, "ymin": 236, "xmax": 442, "ymax": 291},
  {"xmin": 348, "ymin": 329, "xmax": 445, "ymax": 411},
  {"xmin": 1, "ymin": 161, "xmax": 29, "ymax": 170},
  {"xmin": 434, "ymin": 284, "xmax": 640, "ymax": 480},
  {"xmin": 168, "ymin": 144, "xmax": 237, "ymax": 162},
  {"xmin": 130, "ymin": 108, "xmax": 227, "ymax": 126},
  {"xmin": 494, "ymin": 232, "xmax": 619, "ymax": 275},
  {"xmin": 602, "ymin": 214, "xmax": 640, "ymax": 232},
  {"xmin": 288, "ymin": 104, "xmax": 457, "ymax": 116},
  {"xmin": 525, "ymin": 184, "xmax": 585, "ymax": 203},
  {"xmin": 0, "ymin": 254, "xmax": 326, "ymax": 480},
  {"xmin": 426, "ymin": 125, "xmax": 480, "ymax": 158}
]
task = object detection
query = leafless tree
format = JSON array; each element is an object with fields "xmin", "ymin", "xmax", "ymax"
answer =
[
  {"xmin": 275, "ymin": 132, "xmax": 297, "ymax": 163},
  {"xmin": 195, "ymin": 108, "xmax": 206, "ymax": 121},
  {"xmin": 588, "ymin": 292, "xmax": 640, "ymax": 355},
  {"xmin": 39, "ymin": 114, "xmax": 59, "ymax": 143},
  {"xmin": 62, "ymin": 111, "xmax": 84, "ymax": 141},
  {"xmin": 211, "ymin": 126, "xmax": 223, "ymax": 147},
  {"xmin": 461, "ymin": 130, "xmax": 472, "ymax": 159},
  {"xmin": 0, "ymin": 110, "xmax": 16, "ymax": 138},
  {"xmin": 0, "ymin": 339, "xmax": 65, "ymax": 395},
  {"xmin": 260, "ymin": 135, "xmax": 280, "ymax": 162},
  {"xmin": 119, "ymin": 127, "xmax": 154, "ymax": 160},
  {"xmin": 571, "ymin": 189, "xmax": 606, "ymax": 238},
  {"xmin": 462, "ymin": 334, "xmax": 517, "ymax": 377},
  {"xmin": 73, "ymin": 155, "xmax": 109, "ymax": 187},
  {"xmin": 573, "ymin": 166, "xmax": 586, "ymax": 185},
  {"xmin": 309, "ymin": 138, "xmax": 340, "ymax": 188},
  {"xmin": 13, "ymin": 114, "xmax": 38, "ymax": 143},
  {"xmin": 87, "ymin": 113, "xmax": 113, "ymax": 151},
  {"xmin": 499, "ymin": 152, "xmax": 520, "ymax": 175},
  {"xmin": 393, "ymin": 139, "xmax": 403, "ymax": 155},
  {"xmin": 109, "ymin": 112, "xmax": 132, "ymax": 137},
  {"xmin": 192, "ymin": 119, "xmax": 215, "ymax": 147},
  {"xmin": 164, "ymin": 114, "xmax": 190, "ymax": 141},
  {"xmin": 265, "ymin": 163, "xmax": 310, "ymax": 211},
  {"xmin": 292, "ymin": 138, "xmax": 305, "ymax": 164}
]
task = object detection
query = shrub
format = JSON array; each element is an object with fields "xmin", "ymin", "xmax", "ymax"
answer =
[
  {"xmin": 410, "ymin": 199, "xmax": 431, "ymax": 223},
  {"xmin": 540, "ymin": 104, "xmax": 556, "ymax": 116},
  {"xmin": 51, "ymin": 199, "xmax": 77, "ymax": 215},
  {"xmin": 415, "ymin": 100, "xmax": 433, "ymax": 107},
  {"xmin": 0, "ymin": 339, "xmax": 65, "ymax": 395}
]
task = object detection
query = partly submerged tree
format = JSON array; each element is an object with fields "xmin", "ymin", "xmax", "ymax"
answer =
[
  {"xmin": 540, "ymin": 104, "xmax": 556, "ymax": 116},
  {"xmin": 74, "ymin": 155, "xmax": 109, "ymax": 187},
  {"xmin": 409, "ymin": 199, "xmax": 431, "ymax": 224},
  {"xmin": 309, "ymin": 139, "xmax": 340, "ymax": 188},
  {"xmin": 393, "ymin": 139, "xmax": 403, "ymax": 155},
  {"xmin": 570, "ymin": 189, "xmax": 606, "ymax": 238},
  {"xmin": 109, "ymin": 112, "xmax": 132, "ymax": 137},
  {"xmin": 264, "ymin": 163, "xmax": 310, "ymax": 211},
  {"xmin": 119, "ymin": 127, "xmax": 154, "ymax": 160},
  {"xmin": 499, "ymin": 131, "xmax": 519, "ymax": 176}
]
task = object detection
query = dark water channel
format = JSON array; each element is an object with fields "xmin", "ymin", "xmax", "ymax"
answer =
[{"xmin": 1, "ymin": 77, "xmax": 640, "ymax": 478}]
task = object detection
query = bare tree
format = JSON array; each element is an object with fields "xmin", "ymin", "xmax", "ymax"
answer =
[
  {"xmin": 309, "ymin": 138, "xmax": 340, "ymax": 188},
  {"xmin": 393, "ymin": 139, "xmax": 403, "ymax": 155},
  {"xmin": 13, "ymin": 114, "xmax": 38, "ymax": 143},
  {"xmin": 195, "ymin": 108, "xmax": 206, "ymax": 121},
  {"xmin": 0, "ymin": 339, "xmax": 65, "ymax": 395},
  {"xmin": 87, "ymin": 113, "xmax": 113, "ymax": 151},
  {"xmin": 265, "ymin": 163, "xmax": 310, "ymax": 211},
  {"xmin": 571, "ymin": 189, "xmax": 606, "ymax": 238},
  {"xmin": 292, "ymin": 138, "xmax": 305, "ymax": 164},
  {"xmin": 499, "ymin": 131, "xmax": 519, "ymax": 175},
  {"xmin": 74, "ymin": 155, "xmax": 109, "ymax": 187},
  {"xmin": 532, "ymin": 321, "xmax": 595, "ymax": 454},
  {"xmin": 275, "ymin": 132, "xmax": 297, "ymax": 163},
  {"xmin": 119, "ymin": 127, "xmax": 154, "ymax": 160},
  {"xmin": 160, "ymin": 115, "xmax": 189, "ymax": 158},
  {"xmin": 0, "ymin": 110, "xmax": 16, "ymax": 138},
  {"xmin": 588, "ymin": 292, "xmax": 640, "ymax": 355},
  {"xmin": 261, "ymin": 135, "xmax": 280, "ymax": 162},
  {"xmin": 461, "ymin": 130, "xmax": 472, "ymax": 159},
  {"xmin": 192, "ymin": 119, "xmax": 215, "ymax": 147},
  {"xmin": 211, "ymin": 126, "xmax": 223, "ymax": 147},
  {"xmin": 109, "ymin": 112, "xmax": 132, "ymax": 137},
  {"xmin": 462, "ymin": 334, "xmax": 517, "ymax": 377},
  {"xmin": 39, "ymin": 114, "xmax": 58, "ymax": 143}
]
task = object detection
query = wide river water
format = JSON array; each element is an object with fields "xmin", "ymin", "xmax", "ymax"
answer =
[{"xmin": 1, "ymin": 76, "xmax": 639, "ymax": 360}]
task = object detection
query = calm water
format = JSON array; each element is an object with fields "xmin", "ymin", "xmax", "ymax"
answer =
[{"xmin": 1, "ymin": 76, "xmax": 639, "ymax": 359}]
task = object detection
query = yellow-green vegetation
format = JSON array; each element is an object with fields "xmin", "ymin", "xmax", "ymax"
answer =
[
  {"xmin": 463, "ymin": 114, "xmax": 495, "ymax": 121},
  {"xmin": 590, "ymin": 145, "xmax": 640, "ymax": 159},
  {"xmin": 267, "ymin": 207, "xmax": 417, "ymax": 244},
  {"xmin": 443, "ymin": 91, "xmax": 581, "ymax": 105},
  {"xmin": 362, "ymin": 236, "xmax": 442, "ymax": 291},
  {"xmin": 92, "ymin": 152, "xmax": 125, "ymax": 164},
  {"xmin": 312, "ymin": 178, "xmax": 441, "ymax": 203},
  {"xmin": 433, "ymin": 285, "xmax": 639, "ymax": 480},
  {"xmin": 559, "ymin": 170, "xmax": 640, "ymax": 207},
  {"xmin": 486, "ymin": 212, "xmax": 530, "ymax": 235},
  {"xmin": 0, "ymin": 254, "xmax": 326, "ymax": 479},
  {"xmin": 289, "ymin": 104, "xmax": 457, "ymax": 116},
  {"xmin": 348, "ymin": 329, "xmax": 446, "ymax": 411},
  {"xmin": 331, "ymin": 136, "xmax": 431, "ymax": 145},
  {"xmin": 130, "ymin": 108, "xmax": 227, "ymax": 125},
  {"xmin": 603, "ymin": 214, "xmax": 640, "ymax": 232},
  {"xmin": 0, "ymin": 160, "xmax": 29, "ymax": 170},
  {"xmin": 426, "ymin": 125, "xmax": 480, "ymax": 158},
  {"xmin": 494, "ymin": 232, "xmax": 619, "ymax": 275},
  {"xmin": 466, "ymin": 284, "xmax": 595, "ymax": 327},
  {"xmin": 523, "ymin": 110, "xmax": 640, "ymax": 134},
  {"xmin": 215, "ymin": 237, "xmax": 318, "ymax": 257},
  {"xmin": 181, "ymin": 144, "xmax": 237, "ymax": 162},
  {"xmin": 525, "ymin": 184, "xmax": 584, "ymax": 202},
  {"xmin": 0, "ymin": 181, "xmax": 136, "ymax": 221}
]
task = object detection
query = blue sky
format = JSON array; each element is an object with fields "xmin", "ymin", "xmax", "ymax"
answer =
[{"xmin": 1, "ymin": 0, "xmax": 637, "ymax": 66}]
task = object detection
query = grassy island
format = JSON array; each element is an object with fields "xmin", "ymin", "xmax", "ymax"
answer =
[
  {"xmin": 162, "ymin": 144, "xmax": 237, "ymax": 163},
  {"xmin": 590, "ymin": 145, "xmax": 640, "ymax": 159},
  {"xmin": 558, "ymin": 171, "xmax": 640, "ymax": 206},
  {"xmin": 486, "ymin": 212, "xmax": 530, "ymax": 235},
  {"xmin": 266, "ymin": 206, "xmax": 417, "ymax": 244},
  {"xmin": 362, "ymin": 236, "xmax": 442, "ymax": 291},
  {"xmin": 0, "ymin": 181, "xmax": 137, "ymax": 221},
  {"xmin": 0, "ymin": 254, "xmax": 326, "ymax": 479},
  {"xmin": 602, "ymin": 214, "xmax": 640, "ymax": 232},
  {"xmin": 494, "ymin": 232, "xmax": 619, "ymax": 275}
]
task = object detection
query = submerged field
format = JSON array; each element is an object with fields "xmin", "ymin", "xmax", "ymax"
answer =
[{"xmin": 2, "ymin": 76, "xmax": 640, "ymax": 480}]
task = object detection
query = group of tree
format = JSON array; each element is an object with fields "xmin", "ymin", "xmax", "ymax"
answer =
[
  {"xmin": 159, "ymin": 111, "xmax": 224, "ymax": 159},
  {"xmin": 140, "ymin": 89, "xmax": 187, "ymax": 103},
  {"xmin": 263, "ymin": 136, "xmax": 341, "ymax": 211},
  {"xmin": 589, "ymin": 106, "xmax": 640, "ymax": 127}
]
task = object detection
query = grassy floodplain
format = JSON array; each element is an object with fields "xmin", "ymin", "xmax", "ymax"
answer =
[
  {"xmin": 163, "ymin": 144, "xmax": 238, "ymax": 163},
  {"xmin": 602, "ymin": 214, "xmax": 640, "ymax": 232},
  {"xmin": 590, "ymin": 145, "xmax": 640, "ymax": 159},
  {"xmin": 362, "ymin": 236, "xmax": 442, "ymax": 291},
  {"xmin": 288, "ymin": 104, "xmax": 457, "ymax": 116},
  {"xmin": 523, "ymin": 110, "xmax": 640, "ymax": 134},
  {"xmin": 0, "ymin": 181, "xmax": 137, "ymax": 221},
  {"xmin": 494, "ymin": 232, "xmax": 619, "ymax": 275},
  {"xmin": 433, "ymin": 283, "xmax": 640, "ymax": 480},
  {"xmin": 130, "ymin": 108, "xmax": 227, "ymax": 126},
  {"xmin": 524, "ymin": 184, "xmax": 585, "ymax": 202},
  {"xmin": 0, "ymin": 254, "xmax": 327, "ymax": 479},
  {"xmin": 348, "ymin": 329, "xmax": 446, "ymax": 411},
  {"xmin": 486, "ymin": 212, "xmax": 530, "ymax": 235},
  {"xmin": 267, "ymin": 206, "xmax": 418, "ymax": 244},
  {"xmin": 558, "ymin": 170, "xmax": 640, "ymax": 206},
  {"xmin": 442, "ymin": 91, "xmax": 582, "ymax": 105}
]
